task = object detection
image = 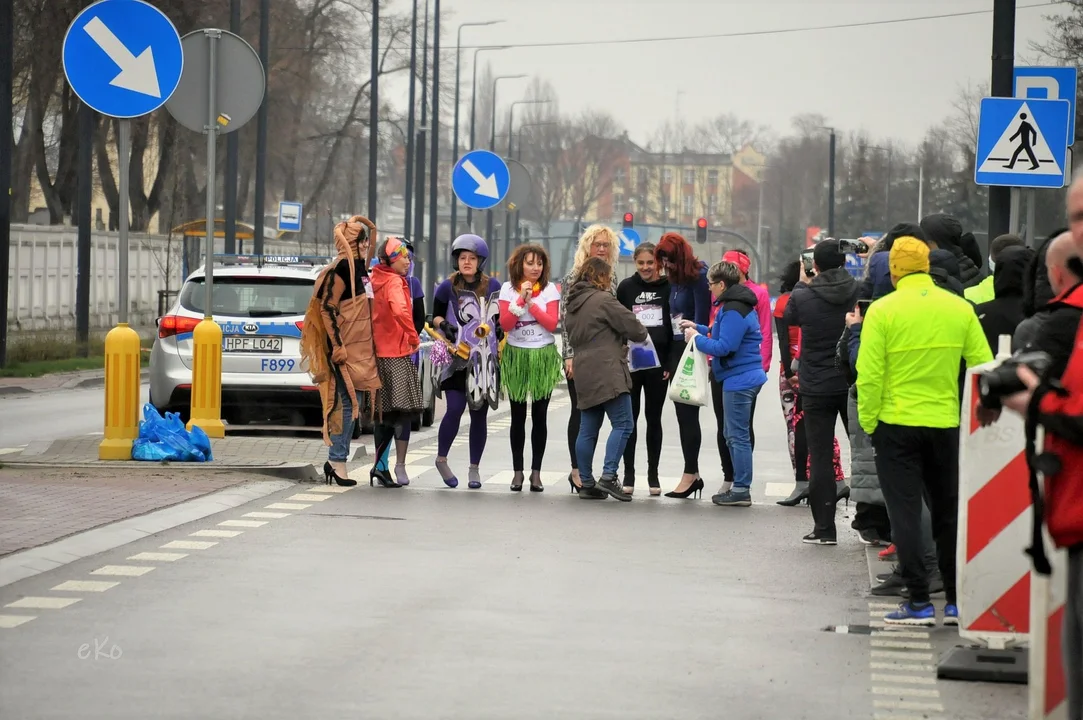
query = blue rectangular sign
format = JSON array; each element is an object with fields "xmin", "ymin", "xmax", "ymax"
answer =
[
  {"xmin": 1014, "ymin": 66, "xmax": 1078, "ymax": 141},
  {"xmin": 277, "ymin": 201, "xmax": 303, "ymax": 233}
]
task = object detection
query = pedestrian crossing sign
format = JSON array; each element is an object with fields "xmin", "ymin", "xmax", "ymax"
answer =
[{"xmin": 975, "ymin": 97, "xmax": 1071, "ymax": 189}]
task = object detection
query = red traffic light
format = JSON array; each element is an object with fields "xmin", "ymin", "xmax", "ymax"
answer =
[
  {"xmin": 623, "ymin": 212, "xmax": 634, "ymax": 229},
  {"xmin": 695, "ymin": 217, "xmax": 708, "ymax": 244},
  {"xmin": 696, "ymin": 217, "xmax": 707, "ymax": 229}
]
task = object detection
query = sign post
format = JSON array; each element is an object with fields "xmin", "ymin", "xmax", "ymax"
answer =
[
  {"xmin": 166, "ymin": 29, "xmax": 266, "ymax": 439},
  {"xmin": 62, "ymin": 0, "xmax": 184, "ymax": 460}
]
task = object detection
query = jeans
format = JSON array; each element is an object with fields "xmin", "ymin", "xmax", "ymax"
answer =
[
  {"xmin": 1067, "ymin": 545, "xmax": 1082, "ymax": 720},
  {"xmin": 802, "ymin": 392, "xmax": 850, "ymax": 535},
  {"xmin": 872, "ymin": 423, "xmax": 960, "ymax": 605},
  {"xmin": 328, "ymin": 372, "xmax": 361, "ymax": 463},
  {"xmin": 722, "ymin": 387, "xmax": 757, "ymax": 490},
  {"xmin": 576, "ymin": 393, "xmax": 634, "ymax": 486},
  {"xmin": 712, "ymin": 376, "xmax": 758, "ymax": 483}
]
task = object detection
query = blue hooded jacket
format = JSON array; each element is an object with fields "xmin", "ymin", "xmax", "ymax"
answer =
[{"xmin": 694, "ymin": 283, "xmax": 767, "ymax": 391}]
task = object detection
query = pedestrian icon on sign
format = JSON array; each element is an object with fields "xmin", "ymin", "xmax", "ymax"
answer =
[{"xmin": 1004, "ymin": 113, "xmax": 1040, "ymax": 170}]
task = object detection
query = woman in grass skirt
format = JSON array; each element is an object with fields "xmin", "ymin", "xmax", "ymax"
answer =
[
  {"xmin": 368, "ymin": 236, "xmax": 425, "ymax": 488},
  {"xmin": 498, "ymin": 244, "xmax": 563, "ymax": 492}
]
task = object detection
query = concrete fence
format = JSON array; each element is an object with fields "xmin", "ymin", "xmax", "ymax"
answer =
[{"xmin": 6, "ymin": 225, "xmax": 299, "ymax": 333}]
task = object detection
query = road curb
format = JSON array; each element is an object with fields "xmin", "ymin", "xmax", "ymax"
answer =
[
  {"xmin": 0, "ymin": 460, "xmax": 323, "ymax": 483},
  {"xmin": 0, "ymin": 479, "xmax": 296, "ymax": 588}
]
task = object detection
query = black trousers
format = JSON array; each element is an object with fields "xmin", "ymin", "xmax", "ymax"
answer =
[
  {"xmin": 802, "ymin": 391, "xmax": 849, "ymax": 536},
  {"xmin": 623, "ymin": 368, "xmax": 667, "ymax": 486},
  {"xmin": 711, "ymin": 376, "xmax": 758, "ymax": 483},
  {"xmin": 567, "ymin": 377, "xmax": 581, "ymax": 470},
  {"xmin": 872, "ymin": 423, "xmax": 959, "ymax": 605},
  {"xmin": 510, "ymin": 397, "xmax": 550, "ymax": 472}
]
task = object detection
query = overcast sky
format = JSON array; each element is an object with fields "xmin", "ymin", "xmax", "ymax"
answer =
[{"xmin": 406, "ymin": 0, "xmax": 1065, "ymax": 149}]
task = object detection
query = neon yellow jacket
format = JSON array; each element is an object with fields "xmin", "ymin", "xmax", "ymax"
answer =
[
  {"xmin": 963, "ymin": 274, "xmax": 994, "ymax": 304},
  {"xmin": 856, "ymin": 273, "xmax": 993, "ymax": 434}
]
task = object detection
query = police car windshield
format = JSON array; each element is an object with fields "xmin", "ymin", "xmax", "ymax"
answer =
[{"xmin": 179, "ymin": 276, "xmax": 314, "ymax": 317}]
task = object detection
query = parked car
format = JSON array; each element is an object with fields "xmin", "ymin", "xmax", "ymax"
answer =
[{"xmin": 149, "ymin": 254, "xmax": 437, "ymax": 435}]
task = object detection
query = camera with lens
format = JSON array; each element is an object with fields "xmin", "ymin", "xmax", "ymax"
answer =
[{"xmin": 978, "ymin": 350, "xmax": 1053, "ymax": 407}]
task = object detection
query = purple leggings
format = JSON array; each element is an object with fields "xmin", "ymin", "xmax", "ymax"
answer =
[{"xmin": 437, "ymin": 390, "xmax": 489, "ymax": 465}]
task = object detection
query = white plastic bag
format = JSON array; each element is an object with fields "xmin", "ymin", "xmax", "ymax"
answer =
[
  {"xmin": 668, "ymin": 342, "xmax": 710, "ymax": 407},
  {"xmin": 627, "ymin": 334, "xmax": 661, "ymax": 372}
]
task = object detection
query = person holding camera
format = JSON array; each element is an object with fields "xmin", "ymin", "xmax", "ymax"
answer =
[
  {"xmin": 996, "ymin": 179, "xmax": 1083, "ymax": 719},
  {"xmin": 784, "ymin": 238, "xmax": 858, "ymax": 544},
  {"xmin": 856, "ymin": 237, "xmax": 993, "ymax": 626}
]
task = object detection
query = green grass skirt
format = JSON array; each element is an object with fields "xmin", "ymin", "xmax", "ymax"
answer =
[{"xmin": 500, "ymin": 343, "xmax": 563, "ymax": 403}]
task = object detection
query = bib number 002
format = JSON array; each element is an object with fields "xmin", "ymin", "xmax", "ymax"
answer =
[{"xmin": 261, "ymin": 358, "xmax": 297, "ymax": 372}]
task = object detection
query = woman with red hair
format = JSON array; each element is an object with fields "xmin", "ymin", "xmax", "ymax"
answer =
[{"xmin": 654, "ymin": 232, "xmax": 712, "ymax": 498}]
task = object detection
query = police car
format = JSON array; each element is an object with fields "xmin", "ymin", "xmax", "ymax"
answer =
[{"xmin": 149, "ymin": 254, "xmax": 437, "ymax": 433}]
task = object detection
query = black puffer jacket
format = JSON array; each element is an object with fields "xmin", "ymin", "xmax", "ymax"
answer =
[
  {"xmin": 921, "ymin": 214, "xmax": 983, "ymax": 288},
  {"xmin": 976, "ymin": 246, "xmax": 1034, "ymax": 354},
  {"xmin": 1014, "ymin": 235, "xmax": 1058, "ymax": 351},
  {"xmin": 784, "ymin": 267, "xmax": 858, "ymax": 396},
  {"xmin": 930, "ymin": 249, "xmax": 966, "ymax": 297}
]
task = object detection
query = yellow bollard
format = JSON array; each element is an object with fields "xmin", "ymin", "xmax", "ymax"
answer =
[
  {"xmin": 186, "ymin": 318, "xmax": 226, "ymax": 438},
  {"xmin": 98, "ymin": 323, "xmax": 142, "ymax": 460}
]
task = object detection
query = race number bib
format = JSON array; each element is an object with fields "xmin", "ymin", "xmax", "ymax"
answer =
[
  {"xmin": 671, "ymin": 313, "xmax": 684, "ymax": 336},
  {"xmin": 634, "ymin": 304, "xmax": 663, "ymax": 328}
]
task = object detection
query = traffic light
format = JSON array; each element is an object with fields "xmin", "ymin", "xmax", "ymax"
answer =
[
  {"xmin": 623, "ymin": 212, "xmax": 634, "ymax": 229},
  {"xmin": 695, "ymin": 217, "xmax": 708, "ymax": 244}
]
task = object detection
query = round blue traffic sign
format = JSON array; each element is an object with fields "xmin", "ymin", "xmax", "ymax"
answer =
[
  {"xmin": 618, "ymin": 228, "xmax": 641, "ymax": 257},
  {"xmin": 452, "ymin": 150, "xmax": 511, "ymax": 211},
  {"xmin": 63, "ymin": 0, "xmax": 184, "ymax": 119}
]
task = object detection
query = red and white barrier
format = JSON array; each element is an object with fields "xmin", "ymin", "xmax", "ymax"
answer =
[
  {"xmin": 957, "ymin": 359, "xmax": 1033, "ymax": 649},
  {"xmin": 1029, "ymin": 469, "xmax": 1070, "ymax": 720}
]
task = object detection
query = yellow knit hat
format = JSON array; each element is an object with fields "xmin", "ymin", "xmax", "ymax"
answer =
[{"xmin": 889, "ymin": 236, "xmax": 930, "ymax": 277}]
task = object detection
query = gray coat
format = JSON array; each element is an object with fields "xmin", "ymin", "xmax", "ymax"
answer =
[
  {"xmin": 847, "ymin": 385, "xmax": 883, "ymax": 506},
  {"xmin": 563, "ymin": 279, "xmax": 648, "ymax": 410}
]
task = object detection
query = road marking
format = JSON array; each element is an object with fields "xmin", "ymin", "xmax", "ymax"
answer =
[
  {"xmin": 128, "ymin": 552, "xmax": 187, "ymax": 562},
  {"xmin": 5, "ymin": 596, "xmax": 81, "ymax": 609},
  {"xmin": 870, "ymin": 673, "xmax": 937, "ymax": 685},
  {"xmin": 867, "ymin": 601, "xmax": 943, "ymax": 718},
  {"xmin": 52, "ymin": 580, "xmax": 119, "ymax": 592},
  {"xmin": 243, "ymin": 512, "xmax": 290, "ymax": 519},
  {"xmin": 307, "ymin": 486, "xmax": 352, "ymax": 494},
  {"xmin": 190, "ymin": 529, "xmax": 243, "ymax": 538},
  {"xmin": 0, "ymin": 615, "xmax": 35, "ymax": 628},
  {"xmin": 873, "ymin": 699, "xmax": 944, "ymax": 712},
  {"xmin": 763, "ymin": 482, "xmax": 795, "ymax": 498},
  {"xmin": 266, "ymin": 503, "xmax": 310, "ymax": 510},
  {"xmin": 870, "ymin": 638, "xmax": 933, "ymax": 650},
  {"xmin": 218, "ymin": 519, "xmax": 267, "ymax": 528},
  {"xmin": 874, "ymin": 714, "xmax": 945, "ymax": 720},
  {"xmin": 872, "ymin": 650, "xmax": 934, "ymax": 661},
  {"xmin": 872, "ymin": 630, "xmax": 931, "ymax": 639},
  {"xmin": 288, "ymin": 494, "xmax": 330, "ymax": 501},
  {"xmin": 161, "ymin": 540, "xmax": 217, "ymax": 550},
  {"xmin": 0, "ymin": 447, "xmax": 25, "ymax": 456},
  {"xmin": 872, "ymin": 686, "xmax": 940, "ymax": 697},
  {"xmin": 868, "ymin": 602, "xmax": 901, "ymax": 610},
  {"xmin": 870, "ymin": 662, "xmax": 936, "ymax": 672},
  {"xmin": 90, "ymin": 565, "xmax": 155, "ymax": 577}
]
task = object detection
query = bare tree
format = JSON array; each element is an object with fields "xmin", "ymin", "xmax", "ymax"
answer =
[{"xmin": 561, "ymin": 111, "xmax": 623, "ymax": 226}]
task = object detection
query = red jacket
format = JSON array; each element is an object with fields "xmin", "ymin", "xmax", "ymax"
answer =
[
  {"xmin": 369, "ymin": 263, "xmax": 420, "ymax": 358},
  {"xmin": 1036, "ymin": 283, "xmax": 1083, "ymax": 550}
]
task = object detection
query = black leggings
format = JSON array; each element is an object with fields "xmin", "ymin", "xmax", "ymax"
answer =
[
  {"xmin": 623, "ymin": 368, "xmax": 666, "ymax": 485},
  {"xmin": 710, "ymin": 377, "xmax": 758, "ymax": 483},
  {"xmin": 672, "ymin": 401, "xmax": 701, "ymax": 475},
  {"xmin": 567, "ymin": 377, "xmax": 581, "ymax": 470},
  {"xmin": 510, "ymin": 397, "xmax": 550, "ymax": 472}
]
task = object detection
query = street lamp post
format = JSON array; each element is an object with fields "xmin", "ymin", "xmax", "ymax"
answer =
[
  {"xmin": 817, "ymin": 126, "xmax": 837, "ymax": 237},
  {"xmin": 452, "ymin": 22, "xmax": 502, "ymax": 240},
  {"xmin": 486, "ymin": 74, "xmax": 526, "ymax": 253},
  {"xmin": 467, "ymin": 45, "xmax": 509, "ymax": 231},
  {"xmin": 504, "ymin": 100, "xmax": 550, "ymax": 260}
]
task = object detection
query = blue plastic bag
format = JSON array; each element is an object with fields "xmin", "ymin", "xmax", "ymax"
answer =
[
  {"xmin": 132, "ymin": 437, "xmax": 181, "ymax": 461},
  {"xmin": 133, "ymin": 404, "xmax": 211, "ymax": 462}
]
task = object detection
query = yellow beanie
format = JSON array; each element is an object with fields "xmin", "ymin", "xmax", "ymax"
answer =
[{"xmin": 890, "ymin": 236, "xmax": 930, "ymax": 277}]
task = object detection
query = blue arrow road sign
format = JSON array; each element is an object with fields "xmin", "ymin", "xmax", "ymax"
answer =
[
  {"xmin": 277, "ymin": 202, "xmax": 303, "ymax": 233},
  {"xmin": 975, "ymin": 97, "xmax": 1071, "ymax": 189},
  {"xmin": 1014, "ymin": 66, "xmax": 1078, "ymax": 141},
  {"xmin": 618, "ymin": 228, "xmax": 640, "ymax": 257},
  {"xmin": 63, "ymin": 0, "xmax": 183, "ymax": 119},
  {"xmin": 452, "ymin": 150, "xmax": 510, "ymax": 211}
]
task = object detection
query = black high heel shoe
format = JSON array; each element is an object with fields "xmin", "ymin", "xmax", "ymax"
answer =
[
  {"xmin": 324, "ymin": 462, "xmax": 357, "ymax": 487},
  {"xmin": 370, "ymin": 467, "xmax": 402, "ymax": 488},
  {"xmin": 835, "ymin": 484, "xmax": 851, "ymax": 506},
  {"xmin": 529, "ymin": 471, "xmax": 544, "ymax": 493},
  {"xmin": 664, "ymin": 478, "xmax": 704, "ymax": 499},
  {"xmin": 776, "ymin": 482, "xmax": 809, "ymax": 507},
  {"xmin": 511, "ymin": 471, "xmax": 524, "ymax": 492},
  {"xmin": 567, "ymin": 473, "xmax": 580, "ymax": 494}
]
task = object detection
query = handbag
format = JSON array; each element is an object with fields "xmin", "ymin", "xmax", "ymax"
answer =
[{"xmin": 668, "ymin": 342, "xmax": 710, "ymax": 406}]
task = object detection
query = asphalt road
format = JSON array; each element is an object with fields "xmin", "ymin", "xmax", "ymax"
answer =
[
  {"xmin": 0, "ymin": 387, "xmax": 1028, "ymax": 719},
  {"xmin": 0, "ymin": 384, "xmax": 150, "ymax": 448}
]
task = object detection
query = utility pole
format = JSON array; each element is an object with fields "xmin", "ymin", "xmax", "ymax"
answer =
[
  {"xmin": 253, "ymin": 0, "xmax": 270, "ymax": 254},
  {"xmin": 413, "ymin": 0, "xmax": 429, "ymax": 280},
  {"xmin": 368, "ymin": 0, "xmax": 379, "ymax": 221},
  {"xmin": 988, "ymin": 0, "xmax": 1016, "ymax": 243},
  {"xmin": 404, "ymin": 0, "xmax": 417, "ymax": 236},
  {"xmin": 76, "ymin": 103, "xmax": 93, "ymax": 355},
  {"xmin": 427, "ymin": 0, "xmax": 440, "ymax": 282},
  {"xmin": 828, "ymin": 129, "xmax": 837, "ymax": 237},
  {"xmin": 0, "ymin": 0, "xmax": 11, "ymax": 367},
  {"xmin": 223, "ymin": 0, "xmax": 240, "ymax": 253}
]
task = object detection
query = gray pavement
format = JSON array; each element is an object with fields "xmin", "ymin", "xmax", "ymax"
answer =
[
  {"xmin": 0, "ymin": 383, "xmax": 150, "ymax": 449},
  {"xmin": 0, "ymin": 384, "xmax": 1027, "ymax": 719}
]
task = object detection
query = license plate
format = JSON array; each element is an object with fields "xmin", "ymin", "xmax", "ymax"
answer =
[{"xmin": 223, "ymin": 336, "xmax": 282, "ymax": 353}]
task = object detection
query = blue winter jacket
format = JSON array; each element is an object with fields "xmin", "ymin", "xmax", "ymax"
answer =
[{"xmin": 694, "ymin": 284, "xmax": 767, "ymax": 391}]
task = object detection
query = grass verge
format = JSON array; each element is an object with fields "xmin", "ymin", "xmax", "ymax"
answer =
[{"xmin": 1, "ymin": 333, "xmax": 152, "ymax": 378}]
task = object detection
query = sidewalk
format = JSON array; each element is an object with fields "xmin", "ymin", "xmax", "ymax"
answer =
[
  {"xmin": 0, "ymin": 466, "xmax": 282, "ymax": 557},
  {"xmin": 0, "ymin": 368, "xmax": 149, "ymax": 396}
]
